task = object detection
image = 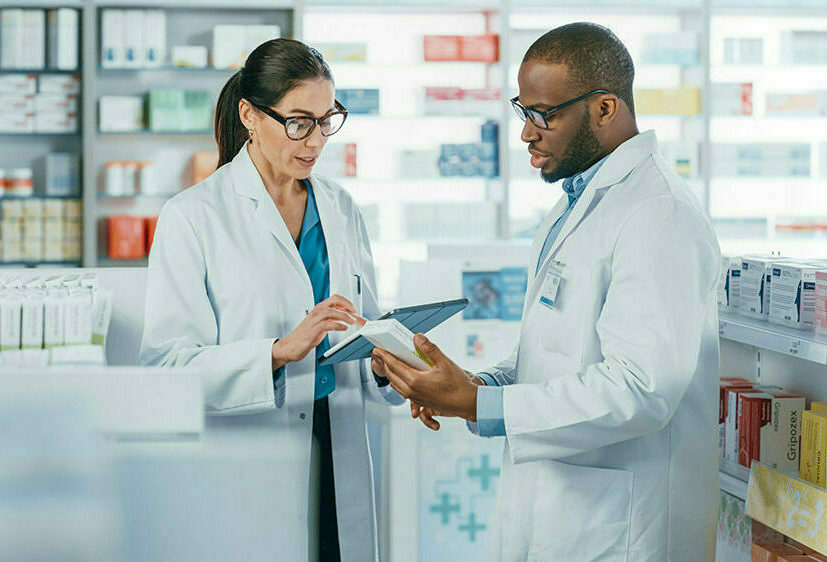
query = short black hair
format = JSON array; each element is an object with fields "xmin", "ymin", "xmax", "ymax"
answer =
[{"xmin": 523, "ymin": 22, "xmax": 635, "ymax": 116}]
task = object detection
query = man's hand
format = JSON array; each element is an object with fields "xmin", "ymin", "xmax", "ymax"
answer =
[{"xmin": 372, "ymin": 334, "xmax": 480, "ymax": 422}]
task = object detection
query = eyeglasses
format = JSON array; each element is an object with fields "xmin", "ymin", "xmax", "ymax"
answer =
[
  {"xmin": 250, "ymin": 100, "xmax": 348, "ymax": 140},
  {"xmin": 511, "ymin": 90, "xmax": 611, "ymax": 130}
]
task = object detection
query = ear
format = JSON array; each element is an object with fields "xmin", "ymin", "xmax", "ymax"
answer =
[
  {"xmin": 238, "ymin": 98, "xmax": 258, "ymax": 131},
  {"xmin": 595, "ymin": 94, "xmax": 620, "ymax": 127}
]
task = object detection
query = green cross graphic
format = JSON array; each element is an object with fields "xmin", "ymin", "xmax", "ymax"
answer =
[
  {"xmin": 459, "ymin": 513, "xmax": 486, "ymax": 542},
  {"xmin": 430, "ymin": 493, "xmax": 460, "ymax": 525},
  {"xmin": 467, "ymin": 454, "xmax": 500, "ymax": 491}
]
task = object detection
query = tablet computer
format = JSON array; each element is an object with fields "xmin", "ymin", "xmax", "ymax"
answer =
[{"xmin": 318, "ymin": 298, "xmax": 468, "ymax": 366}]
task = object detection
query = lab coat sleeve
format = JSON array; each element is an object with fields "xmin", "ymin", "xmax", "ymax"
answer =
[
  {"xmin": 139, "ymin": 203, "xmax": 277, "ymax": 416},
  {"xmin": 352, "ymin": 205, "xmax": 405, "ymax": 407},
  {"xmin": 503, "ymin": 197, "xmax": 719, "ymax": 464},
  {"xmin": 466, "ymin": 346, "xmax": 518, "ymax": 435}
]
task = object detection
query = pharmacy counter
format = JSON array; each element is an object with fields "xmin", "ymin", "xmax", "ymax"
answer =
[{"xmin": 0, "ymin": 367, "xmax": 310, "ymax": 562}]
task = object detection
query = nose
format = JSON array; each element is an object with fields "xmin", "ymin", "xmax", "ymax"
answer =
[
  {"xmin": 305, "ymin": 124, "xmax": 326, "ymax": 149},
  {"xmin": 520, "ymin": 119, "xmax": 540, "ymax": 144}
]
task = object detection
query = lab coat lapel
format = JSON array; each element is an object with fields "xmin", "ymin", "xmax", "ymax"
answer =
[
  {"xmin": 526, "ymin": 194, "xmax": 569, "ymax": 295},
  {"xmin": 309, "ymin": 175, "xmax": 348, "ymax": 301},
  {"xmin": 533, "ymin": 130, "xmax": 660, "ymax": 277},
  {"xmin": 230, "ymin": 145, "xmax": 306, "ymax": 275}
]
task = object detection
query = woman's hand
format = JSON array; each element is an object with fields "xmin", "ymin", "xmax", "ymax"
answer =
[{"xmin": 272, "ymin": 294, "xmax": 366, "ymax": 370}]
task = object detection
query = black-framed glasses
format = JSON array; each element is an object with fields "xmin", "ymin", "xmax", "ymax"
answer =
[
  {"xmin": 511, "ymin": 89, "xmax": 611, "ymax": 129},
  {"xmin": 250, "ymin": 100, "xmax": 348, "ymax": 140}
]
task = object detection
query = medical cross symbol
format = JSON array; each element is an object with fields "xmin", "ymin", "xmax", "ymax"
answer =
[
  {"xmin": 430, "ymin": 493, "xmax": 460, "ymax": 525},
  {"xmin": 459, "ymin": 513, "xmax": 486, "ymax": 542},
  {"xmin": 468, "ymin": 455, "xmax": 500, "ymax": 491}
]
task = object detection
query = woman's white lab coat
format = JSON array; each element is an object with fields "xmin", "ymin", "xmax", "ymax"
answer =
[
  {"xmin": 475, "ymin": 131, "xmax": 721, "ymax": 562},
  {"xmin": 139, "ymin": 144, "xmax": 404, "ymax": 562}
]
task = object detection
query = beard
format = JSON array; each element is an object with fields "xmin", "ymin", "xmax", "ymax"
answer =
[{"xmin": 540, "ymin": 108, "xmax": 603, "ymax": 184}]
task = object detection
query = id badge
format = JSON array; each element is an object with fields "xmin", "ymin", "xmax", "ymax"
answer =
[{"xmin": 539, "ymin": 261, "xmax": 564, "ymax": 309}]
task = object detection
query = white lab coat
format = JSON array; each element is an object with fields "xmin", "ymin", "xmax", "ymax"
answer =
[
  {"xmin": 139, "ymin": 144, "xmax": 404, "ymax": 562},
  {"xmin": 477, "ymin": 131, "xmax": 721, "ymax": 562}
]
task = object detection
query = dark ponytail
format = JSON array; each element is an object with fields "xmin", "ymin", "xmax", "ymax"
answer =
[{"xmin": 214, "ymin": 38, "xmax": 334, "ymax": 168}]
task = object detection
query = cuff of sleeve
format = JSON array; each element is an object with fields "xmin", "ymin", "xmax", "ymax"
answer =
[
  {"xmin": 475, "ymin": 372, "xmax": 500, "ymax": 387},
  {"xmin": 476, "ymin": 385, "xmax": 506, "ymax": 437}
]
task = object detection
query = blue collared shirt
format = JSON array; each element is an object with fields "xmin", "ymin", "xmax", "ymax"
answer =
[
  {"xmin": 274, "ymin": 179, "xmax": 336, "ymax": 401},
  {"xmin": 476, "ymin": 155, "xmax": 609, "ymax": 437}
]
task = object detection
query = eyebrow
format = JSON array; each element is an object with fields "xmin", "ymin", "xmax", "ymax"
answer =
[{"xmin": 286, "ymin": 106, "xmax": 336, "ymax": 117}]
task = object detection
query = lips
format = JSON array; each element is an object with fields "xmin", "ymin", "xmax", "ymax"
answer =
[
  {"xmin": 295, "ymin": 156, "xmax": 318, "ymax": 168},
  {"xmin": 528, "ymin": 148, "xmax": 550, "ymax": 169}
]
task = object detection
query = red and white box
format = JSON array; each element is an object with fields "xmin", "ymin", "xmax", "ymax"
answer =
[
  {"xmin": 459, "ymin": 34, "xmax": 499, "ymax": 63},
  {"xmin": 738, "ymin": 391, "xmax": 805, "ymax": 471},
  {"xmin": 423, "ymin": 35, "xmax": 461, "ymax": 61},
  {"xmin": 424, "ymin": 87, "xmax": 464, "ymax": 101},
  {"xmin": 815, "ymin": 270, "xmax": 827, "ymax": 337},
  {"xmin": 721, "ymin": 383, "xmax": 755, "ymax": 459}
]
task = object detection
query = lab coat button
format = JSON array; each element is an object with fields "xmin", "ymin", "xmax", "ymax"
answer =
[
  {"xmin": 320, "ymin": 377, "xmax": 328, "ymax": 385},
  {"xmin": 300, "ymin": 413, "xmax": 306, "ymax": 420}
]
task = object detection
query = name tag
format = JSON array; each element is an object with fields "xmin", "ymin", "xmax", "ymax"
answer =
[{"xmin": 539, "ymin": 261, "xmax": 564, "ymax": 309}]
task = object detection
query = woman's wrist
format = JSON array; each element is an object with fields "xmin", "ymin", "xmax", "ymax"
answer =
[{"xmin": 272, "ymin": 338, "xmax": 291, "ymax": 371}]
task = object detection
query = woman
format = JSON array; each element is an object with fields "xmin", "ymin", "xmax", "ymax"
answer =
[{"xmin": 139, "ymin": 38, "xmax": 403, "ymax": 562}]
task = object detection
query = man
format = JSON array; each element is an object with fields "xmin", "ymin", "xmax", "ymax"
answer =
[{"xmin": 372, "ymin": 22, "xmax": 721, "ymax": 561}]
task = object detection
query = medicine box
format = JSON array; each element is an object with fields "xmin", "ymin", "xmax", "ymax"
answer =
[
  {"xmin": 800, "ymin": 410, "xmax": 827, "ymax": 487},
  {"xmin": 738, "ymin": 392, "xmax": 805, "ymax": 472},
  {"xmin": 740, "ymin": 257, "xmax": 775, "ymax": 319},
  {"xmin": 108, "ymin": 215, "xmax": 146, "ymax": 260},
  {"xmin": 769, "ymin": 262, "xmax": 817, "ymax": 329}
]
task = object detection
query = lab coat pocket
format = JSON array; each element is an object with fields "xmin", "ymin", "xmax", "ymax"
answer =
[
  {"xmin": 538, "ymin": 264, "xmax": 590, "ymax": 357},
  {"xmin": 529, "ymin": 460, "xmax": 633, "ymax": 562}
]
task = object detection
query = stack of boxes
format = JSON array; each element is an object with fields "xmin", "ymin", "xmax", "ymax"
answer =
[
  {"xmin": 99, "ymin": 89, "xmax": 212, "ymax": 133},
  {"xmin": 0, "ymin": 73, "xmax": 79, "ymax": 133},
  {"xmin": 0, "ymin": 273, "xmax": 112, "ymax": 368},
  {"xmin": 0, "ymin": 199, "xmax": 81, "ymax": 263},
  {"xmin": 423, "ymin": 34, "xmax": 500, "ymax": 63},
  {"xmin": 437, "ymin": 120, "xmax": 499, "ymax": 178},
  {"xmin": 1, "ymin": 8, "xmax": 78, "ymax": 70},
  {"xmin": 100, "ymin": 9, "xmax": 166, "ymax": 69},
  {"xmin": 712, "ymin": 143, "xmax": 811, "ymax": 178},
  {"xmin": 107, "ymin": 215, "xmax": 158, "ymax": 260},
  {"xmin": 719, "ymin": 376, "xmax": 805, "ymax": 473},
  {"xmin": 717, "ymin": 255, "xmax": 827, "ymax": 332}
]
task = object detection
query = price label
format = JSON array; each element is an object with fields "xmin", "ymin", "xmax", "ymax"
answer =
[
  {"xmin": 790, "ymin": 339, "xmax": 801, "ymax": 356},
  {"xmin": 747, "ymin": 463, "xmax": 827, "ymax": 553}
]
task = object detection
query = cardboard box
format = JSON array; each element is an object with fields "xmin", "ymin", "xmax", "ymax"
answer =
[
  {"xmin": 38, "ymin": 73, "xmax": 80, "ymax": 94},
  {"xmin": 726, "ymin": 385, "xmax": 761, "ymax": 462},
  {"xmin": 100, "ymin": 9, "xmax": 124, "ymax": 68},
  {"xmin": 770, "ymin": 263, "xmax": 817, "ymax": 329},
  {"xmin": 816, "ymin": 271, "xmax": 827, "ymax": 337},
  {"xmin": 739, "ymin": 392, "xmax": 805, "ymax": 471},
  {"xmin": 712, "ymin": 82, "xmax": 753, "ymax": 116},
  {"xmin": 423, "ymin": 35, "xmax": 461, "ymax": 61},
  {"xmin": 719, "ymin": 255, "xmax": 742, "ymax": 311},
  {"xmin": 459, "ymin": 34, "xmax": 499, "ymax": 63},
  {"xmin": 146, "ymin": 216, "xmax": 158, "ymax": 254},
  {"xmin": 800, "ymin": 410, "xmax": 827, "ymax": 486},
  {"xmin": 752, "ymin": 543, "xmax": 803, "ymax": 561},
  {"xmin": 0, "ymin": 73, "xmax": 36, "ymax": 94},
  {"xmin": 47, "ymin": 8, "xmax": 78, "ymax": 70},
  {"xmin": 811, "ymin": 402, "xmax": 827, "ymax": 411},
  {"xmin": 741, "ymin": 257, "xmax": 776, "ymax": 319},
  {"xmin": 99, "ymin": 96, "xmax": 144, "ymax": 132},
  {"xmin": 108, "ymin": 215, "xmax": 146, "ymax": 260},
  {"xmin": 635, "ymin": 87, "xmax": 701, "ymax": 116},
  {"xmin": 314, "ymin": 42, "xmax": 367, "ymax": 62},
  {"xmin": 172, "ymin": 46, "xmax": 208, "ymax": 68},
  {"xmin": 721, "ymin": 382, "xmax": 755, "ymax": 458}
]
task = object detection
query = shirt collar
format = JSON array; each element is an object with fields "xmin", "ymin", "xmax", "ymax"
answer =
[
  {"xmin": 301, "ymin": 180, "xmax": 321, "ymax": 236},
  {"xmin": 561, "ymin": 154, "xmax": 610, "ymax": 201}
]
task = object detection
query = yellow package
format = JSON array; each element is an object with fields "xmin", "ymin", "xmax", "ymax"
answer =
[
  {"xmin": 811, "ymin": 402, "xmax": 827, "ymax": 412},
  {"xmin": 800, "ymin": 410, "xmax": 827, "ymax": 487}
]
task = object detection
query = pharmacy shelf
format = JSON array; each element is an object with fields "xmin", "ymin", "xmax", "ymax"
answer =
[
  {"xmin": 718, "ymin": 311, "xmax": 827, "ymax": 364},
  {"xmin": 1, "ymin": 195, "xmax": 81, "ymax": 200},
  {"xmin": 96, "ymin": 257, "xmax": 148, "ymax": 267},
  {"xmin": 0, "ymin": 132, "xmax": 80, "ymax": 136},
  {"xmin": 0, "ymin": 260, "xmax": 82, "ymax": 268},
  {"xmin": 0, "ymin": 68, "xmax": 79, "ymax": 74},
  {"xmin": 719, "ymin": 458, "xmax": 750, "ymax": 501},
  {"xmin": 95, "ymin": 0, "xmax": 295, "ymax": 8},
  {"xmin": 96, "ymin": 66, "xmax": 236, "ymax": 73},
  {"xmin": 96, "ymin": 130, "xmax": 212, "ymax": 136},
  {"xmin": 97, "ymin": 193, "xmax": 177, "ymax": 199},
  {"xmin": 745, "ymin": 462, "xmax": 827, "ymax": 555}
]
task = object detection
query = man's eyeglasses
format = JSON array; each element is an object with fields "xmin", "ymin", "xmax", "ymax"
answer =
[
  {"xmin": 249, "ymin": 100, "xmax": 348, "ymax": 140},
  {"xmin": 511, "ymin": 90, "xmax": 611, "ymax": 130}
]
